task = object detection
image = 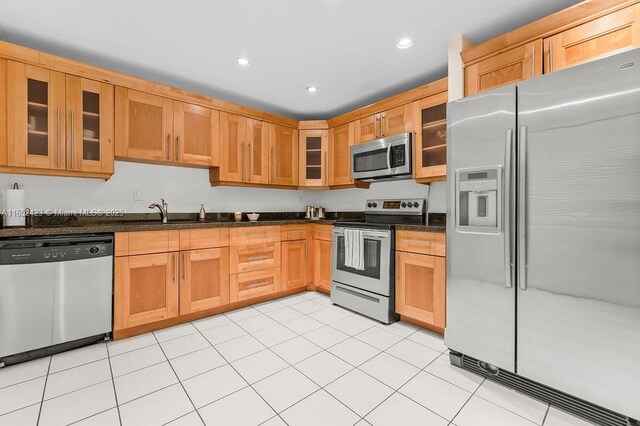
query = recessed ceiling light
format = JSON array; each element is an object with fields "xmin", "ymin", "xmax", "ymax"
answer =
[
  {"xmin": 397, "ymin": 38, "xmax": 413, "ymax": 49},
  {"xmin": 307, "ymin": 86, "xmax": 318, "ymax": 93},
  {"xmin": 236, "ymin": 57, "xmax": 250, "ymax": 66}
]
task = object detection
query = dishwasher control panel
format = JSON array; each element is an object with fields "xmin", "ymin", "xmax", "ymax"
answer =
[{"xmin": 0, "ymin": 235, "xmax": 113, "ymax": 265}]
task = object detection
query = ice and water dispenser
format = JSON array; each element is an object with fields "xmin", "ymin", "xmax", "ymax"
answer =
[{"xmin": 455, "ymin": 167, "xmax": 502, "ymax": 233}]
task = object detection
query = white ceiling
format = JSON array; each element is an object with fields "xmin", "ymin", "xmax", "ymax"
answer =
[{"xmin": 0, "ymin": 0, "xmax": 581, "ymax": 119}]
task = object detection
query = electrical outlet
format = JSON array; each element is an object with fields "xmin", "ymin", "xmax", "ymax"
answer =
[{"xmin": 133, "ymin": 189, "xmax": 143, "ymax": 201}]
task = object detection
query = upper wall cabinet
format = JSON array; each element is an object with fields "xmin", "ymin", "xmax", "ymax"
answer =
[
  {"xmin": 218, "ymin": 112, "xmax": 246, "ymax": 183},
  {"xmin": 329, "ymin": 122, "xmax": 354, "ymax": 186},
  {"xmin": 246, "ymin": 118, "xmax": 269, "ymax": 184},
  {"xmin": 5, "ymin": 61, "xmax": 114, "ymax": 178},
  {"xmin": 544, "ymin": 5, "xmax": 640, "ymax": 73},
  {"xmin": 269, "ymin": 124, "xmax": 298, "ymax": 187},
  {"xmin": 413, "ymin": 91, "xmax": 448, "ymax": 183},
  {"xmin": 115, "ymin": 88, "xmax": 219, "ymax": 167},
  {"xmin": 465, "ymin": 39, "xmax": 543, "ymax": 96},
  {"xmin": 298, "ymin": 129, "xmax": 328, "ymax": 188},
  {"xmin": 354, "ymin": 104, "xmax": 412, "ymax": 144},
  {"xmin": 174, "ymin": 102, "xmax": 220, "ymax": 167}
]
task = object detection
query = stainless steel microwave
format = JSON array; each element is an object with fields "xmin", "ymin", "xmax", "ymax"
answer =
[{"xmin": 351, "ymin": 132, "xmax": 412, "ymax": 181}]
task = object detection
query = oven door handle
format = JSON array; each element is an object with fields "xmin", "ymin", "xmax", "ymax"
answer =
[
  {"xmin": 386, "ymin": 143, "xmax": 393, "ymax": 174},
  {"xmin": 333, "ymin": 229, "xmax": 390, "ymax": 240}
]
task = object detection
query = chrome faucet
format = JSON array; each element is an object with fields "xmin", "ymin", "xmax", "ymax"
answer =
[{"xmin": 148, "ymin": 198, "xmax": 168, "ymax": 224}]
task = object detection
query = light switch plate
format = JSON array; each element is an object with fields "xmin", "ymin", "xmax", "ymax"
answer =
[{"xmin": 133, "ymin": 189, "xmax": 143, "ymax": 201}]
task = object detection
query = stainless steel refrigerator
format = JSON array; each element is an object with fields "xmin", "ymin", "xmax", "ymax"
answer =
[{"xmin": 446, "ymin": 49, "xmax": 640, "ymax": 424}]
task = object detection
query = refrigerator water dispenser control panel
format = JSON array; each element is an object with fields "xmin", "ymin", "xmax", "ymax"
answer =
[{"xmin": 455, "ymin": 166, "xmax": 502, "ymax": 234}]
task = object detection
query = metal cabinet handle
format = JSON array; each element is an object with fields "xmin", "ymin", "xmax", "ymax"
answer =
[
  {"xmin": 245, "ymin": 281, "xmax": 270, "ymax": 290},
  {"xmin": 246, "ymin": 255, "xmax": 269, "ymax": 262},
  {"xmin": 175, "ymin": 135, "xmax": 180, "ymax": 162},
  {"xmin": 183, "ymin": 252, "xmax": 187, "ymax": 280},
  {"xmin": 174, "ymin": 253, "xmax": 178, "ymax": 284},
  {"xmin": 304, "ymin": 240, "xmax": 307, "ymax": 261},
  {"xmin": 56, "ymin": 108, "xmax": 61, "ymax": 168},
  {"xmin": 406, "ymin": 240, "xmax": 433, "ymax": 245},
  {"xmin": 249, "ymin": 143, "xmax": 253, "ymax": 182},
  {"xmin": 548, "ymin": 41, "xmax": 554, "ymax": 72},
  {"xmin": 167, "ymin": 134, "xmax": 172, "ymax": 161},
  {"xmin": 271, "ymin": 147, "xmax": 276, "ymax": 181},
  {"xmin": 381, "ymin": 114, "xmax": 385, "ymax": 137},
  {"xmin": 518, "ymin": 126, "xmax": 528, "ymax": 291},
  {"xmin": 504, "ymin": 128, "xmax": 513, "ymax": 288},
  {"xmin": 241, "ymin": 143, "xmax": 246, "ymax": 182},
  {"xmin": 70, "ymin": 111, "xmax": 76, "ymax": 169}
]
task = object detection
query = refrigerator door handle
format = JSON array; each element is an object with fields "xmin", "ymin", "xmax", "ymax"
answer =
[
  {"xmin": 518, "ymin": 125, "xmax": 528, "ymax": 291},
  {"xmin": 504, "ymin": 128, "xmax": 513, "ymax": 288}
]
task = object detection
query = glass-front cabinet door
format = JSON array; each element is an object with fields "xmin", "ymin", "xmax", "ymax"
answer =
[
  {"xmin": 7, "ymin": 62, "xmax": 65, "ymax": 170},
  {"xmin": 413, "ymin": 92, "xmax": 448, "ymax": 182},
  {"xmin": 66, "ymin": 76, "xmax": 114, "ymax": 174},
  {"xmin": 299, "ymin": 129, "xmax": 328, "ymax": 187}
]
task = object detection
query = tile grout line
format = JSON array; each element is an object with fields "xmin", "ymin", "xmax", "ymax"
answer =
[
  {"xmin": 151, "ymin": 332, "xmax": 208, "ymax": 426},
  {"xmin": 191, "ymin": 321, "xmax": 291, "ymax": 426},
  {"xmin": 35, "ymin": 355, "xmax": 52, "ymax": 425},
  {"xmin": 105, "ymin": 341, "xmax": 124, "ymax": 426}
]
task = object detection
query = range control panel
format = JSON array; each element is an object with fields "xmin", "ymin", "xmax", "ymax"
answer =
[{"xmin": 365, "ymin": 198, "xmax": 426, "ymax": 215}]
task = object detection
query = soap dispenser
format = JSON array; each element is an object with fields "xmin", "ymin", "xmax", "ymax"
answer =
[{"xmin": 198, "ymin": 204, "xmax": 206, "ymax": 222}]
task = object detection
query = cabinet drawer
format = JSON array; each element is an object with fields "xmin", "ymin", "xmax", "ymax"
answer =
[
  {"xmin": 230, "ymin": 267, "xmax": 281, "ymax": 303},
  {"xmin": 179, "ymin": 228, "xmax": 230, "ymax": 250},
  {"xmin": 313, "ymin": 224, "xmax": 333, "ymax": 241},
  {"xmin": 395, "ymin": 230, "xmax": 445, "ymax": 257},
  {"xmin": 115, "ymin": 230, "xmax": 179, "ymax": 256},
  {"xmin": 230, "ymin": 241, "xmax": 281, "ymax": 274},
  {"xmin": 230, "ymin": 226, "xmax": 280, "ymax": 244},
  {"xmin": 281, "ymin": 224, "xmax": 310, "ymax": 241}
]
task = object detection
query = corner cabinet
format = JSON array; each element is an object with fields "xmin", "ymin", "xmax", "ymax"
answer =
[
  {"xmin": 298, "ymin": 129, "xmax": 328, "ymax": 188},
  {"xmin": 115, "ymin": 88, "xmax": 219, "ymax": 167},
  {"xmin": 413, "ymin": 92, "xmax": 448, "ymax": 183},
  {"xmin": 395, "ymin": 230, "xmax": 446, "ymax": 333},
  {"xmin": 328, "ymin": 122, "xmax": 354, "ymax": 186},
  {"xmin": 5, "ymin": 61, "xmax": 114, "ymax": 178},
  {"xmin": 269, "ymin": 124, "xmax": 298, "ymax": 186}
]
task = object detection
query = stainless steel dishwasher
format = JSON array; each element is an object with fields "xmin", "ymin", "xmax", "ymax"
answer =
[{"xmin": 0, "ymin": 234, "xmax": 113, "ymax": 366}]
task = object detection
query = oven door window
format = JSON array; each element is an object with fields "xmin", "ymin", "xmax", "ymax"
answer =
[
  {"xmin": 353, "ymin": 148, "xmax": 387, "ymax": 174},
  {"xmin": 335, "ymin": 235, "xmax": 382, "ymax": 279}
]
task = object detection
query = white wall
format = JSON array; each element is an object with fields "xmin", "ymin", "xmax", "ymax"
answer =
[{"xmin": 0, "ymin": 161, "xmax": 447, "ymax": 214}]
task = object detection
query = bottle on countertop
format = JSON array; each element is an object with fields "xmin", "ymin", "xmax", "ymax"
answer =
[{"xmin": 199, "ymin": 204, "xmax": 206, "ymax": 222}]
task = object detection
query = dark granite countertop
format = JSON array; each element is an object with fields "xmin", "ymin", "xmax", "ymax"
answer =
[{"xmin": 0, "ymin": 212, "xmax": 362, "ymax": 239}]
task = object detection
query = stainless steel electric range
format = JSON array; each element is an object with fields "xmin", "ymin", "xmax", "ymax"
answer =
[{"xmin": 330, "ymin": 198, "xmax": 426, "ymax": 323}]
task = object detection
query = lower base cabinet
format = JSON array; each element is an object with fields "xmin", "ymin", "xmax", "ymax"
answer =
[
  {"xmin": 281, "ymin": 240, "xmax": 307, "ymax": 290},
  {"xmin": 395, "ymin": 251, "xmax": 446, "ymax": 328},
  {"xmin": 314, "ymin": 239, "xmax": 332, "ymax": 291},
  {"xmin": 180, "ymin": 247, "xmax": 230, "ymax": 314},
  {"xmin": 230, "ymin": 267, "xmax": 281, "ymax": 302},
  {"xmin": 114, "ymin": 252, "xmax": 179, "ymax": 330}
]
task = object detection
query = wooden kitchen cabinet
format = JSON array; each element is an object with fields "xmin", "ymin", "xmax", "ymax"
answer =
[
  {"xmin": 282, "ymin": 240, "xmax": 307, "ymax": 290},
  {"xmin": 230, "ymin": 267, "xmax": 281, "ymax": 303},
  {"xmin": 65, "ymin": 75, "xmax": 114, "ymax": 174},
  {"xmin": 231, "ymin": 241, "xmax": 281, "ymax": 274},
  {"xmin": 114, "ymin": 252, "xmax": 179, "ymax": 330},
  {"xmin": 174, "ymin": 102, "xmax": 219, "ymax": 167},
  {"xmin": 6, "ymin": 62, "xmax": 114, "ymax": 177},
  {"xmin": 544, "ymin": 5, "xmax": 640, "ymax": 73},
  {"xmin": 219, "ymin": 112, "xmax": 246, "ymax": 182},
  {"xmin": 465, "ymin": 39, "xmax": 543, "ymax": 96},
  {"xmin": 354, "ymin": 104, "xmax": 412, "ymax": 144},
  {"xmin": 179, "ymin": 247, "xmax": 229, "ymax": 314},
  {"xmin": 313, "ymin": 224, "xmax": 333, "ymax": 292},
  {"xmin": 298, "ymin": 129, "xmax": 328, "ymax": 187},
  {"xmin": 328, "ymin": 122, "xmax": 354, "ymax": 186},
  {"xmin": 395, "ymin": 251, "xmax": 446, "ymax": 329},
  {"xmin": 413, "ymin": 92, "xmax": 448, "ymax": 183},
  {"xmin": 269, "ymin": 123, "xmax": 298, "ymax": 186},
  {"xmin": 246, "ymin": 118, "xmax": 269, "ymax": 184},
  {"xmin": 115, "ymin": 88, "xmax": 172, "ymax": 162}
]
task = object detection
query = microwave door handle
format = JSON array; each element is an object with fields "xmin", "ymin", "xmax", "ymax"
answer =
[{"xmin": 386, "ymin": 143, "xmax": 392, "ymax": 174}]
